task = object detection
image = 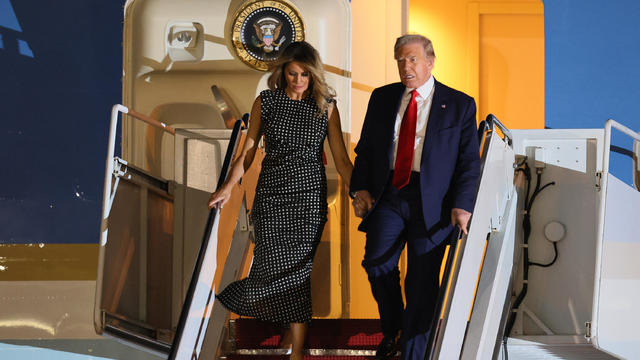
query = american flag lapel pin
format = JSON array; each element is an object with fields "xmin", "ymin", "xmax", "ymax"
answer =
[{"xmin": 441, "ymin": 103, "xmax": 446, "ymax": 109}]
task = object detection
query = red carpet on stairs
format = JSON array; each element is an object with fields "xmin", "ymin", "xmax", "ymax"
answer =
[
  {"xmin": 226, "ymin": 318, "xmax": 403, "ymax": 358},
  {"xmin": 227, "ymin": 356, "xmax": 379, "ymax": 360},
  {"xmin": 232, "ymin": 319, "xmax": 384, "ymax": 350}
]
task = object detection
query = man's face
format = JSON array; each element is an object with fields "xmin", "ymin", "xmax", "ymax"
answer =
[{"xmin": 395, "ymin": 42, "xmax": 434, "ymax": 89}]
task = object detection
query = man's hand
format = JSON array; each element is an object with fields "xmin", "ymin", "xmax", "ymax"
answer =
[
  {"xmin": 352, "ymin": 190, "xmax": 374, "ymax": 218},
  {"xmin": 451, "ymin": 208, "xmax": 472, "ymax": 234}
]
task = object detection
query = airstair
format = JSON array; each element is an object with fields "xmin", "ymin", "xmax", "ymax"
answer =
[
  {"xmin": 95, "ymin": 103, "xmax": 640, "ymax": 359},
  {"xmin": 425, "ymin": 116, "xmax": 640, "ymax": 359},
  {"xmin": 80, "ymin": 0, "xmax": 640, "ymax": 357}
]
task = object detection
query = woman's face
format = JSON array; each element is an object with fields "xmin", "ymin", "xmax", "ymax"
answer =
[{"xmin": 284, "ymin": 61, "xmax": 310, "ymax": 98}]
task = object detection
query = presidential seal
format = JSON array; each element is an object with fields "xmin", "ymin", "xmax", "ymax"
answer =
[{"xmin": 231, "ymin": 0, "xmax": 305, "ymax": 71}]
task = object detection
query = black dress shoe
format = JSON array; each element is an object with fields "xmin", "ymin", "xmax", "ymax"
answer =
[{"xmin": 375, "ymin": 335, "xmax": 397, "ymax": 360}]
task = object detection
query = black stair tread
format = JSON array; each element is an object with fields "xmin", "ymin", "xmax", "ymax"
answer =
[{"xmin": 232, "ymin": 319, "xmax": 384, "ymax": 350}]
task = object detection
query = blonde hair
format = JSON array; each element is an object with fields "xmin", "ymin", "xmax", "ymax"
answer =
[
  {"xmin": 394, "ymin": 34, "xmax": 435, "ymax": 59},
  {"xmin": 267, "ymin": 41, "xmax": 336, "ymax": 116}
]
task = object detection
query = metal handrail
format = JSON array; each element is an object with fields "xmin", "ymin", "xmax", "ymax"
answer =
[
  {"xmin": 426, "ymin": 229, "xmax": 463, "ymax": 359},
  {"xmin": 168, "ymin": 113, "xmax": 249, "ymax": 359},
  {"xmin": 427, "ymin": 114, "xmax": 513, "ymax": 358},
  {"xmin": 101, "ymin": 106, "xmax": 175, "ymax": 242},
  {"xmin": 592, "ymin": 119, "xmax": 640, "ymax": 345},
  {"xmin": 603, "ymin": 119, "xmax": 640, "ymax": 176},
  {"xmin": 478, "ymin": 114, "xmax": 512, "ymax": 147},
  {"xmin": 477, "ymin": 119, "xmax": 490, "ymax": 144}
]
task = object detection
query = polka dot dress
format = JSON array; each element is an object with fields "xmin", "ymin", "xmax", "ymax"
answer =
[{"xmin": 216, "ymin": 88, "xmax": 329, "ymax": 324}]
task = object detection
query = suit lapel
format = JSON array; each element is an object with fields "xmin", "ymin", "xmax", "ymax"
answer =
[
  {"xmin": 387, "ymin": 84, "xmax": 405, "ymax": 127},
  {"xmin": 422, "ymin": 80, "xmax": 447, "ymax": 164},
  {"xmin": 384, "ymin": 84, "xmax": 406, "ymax": 163}
]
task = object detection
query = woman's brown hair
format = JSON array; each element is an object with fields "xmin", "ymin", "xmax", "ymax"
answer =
[{"xmin": 267, "ymin": 41, "xmax": 336, "ymax": 116}]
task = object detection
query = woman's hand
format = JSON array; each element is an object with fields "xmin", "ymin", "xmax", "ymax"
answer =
[
  {"xmin": 208, "ymin": 184, "xmax": 232, "ymax": 209},
  {"xmin": 207, "ymin": 95, "xmax": 262, "ymax": 211}
]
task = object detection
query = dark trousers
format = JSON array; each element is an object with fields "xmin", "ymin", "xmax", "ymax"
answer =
[{"xmin": 362, "ymin": 172, "xmax": 448, "ymax": 360}]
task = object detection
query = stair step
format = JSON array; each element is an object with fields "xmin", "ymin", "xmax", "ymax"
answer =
[
  {"xmin": 225, "ymin": 355, "xmax": 377, "ymax": 360},
  {"xmin": 225, "ymin": 356, "xmax": 375, "ymax": 360},
  {"xmin": 232, "ymin": 349, "xmax": 377, "ymax": 356},
  {"xmin": 231, "ymin": 319, "xmax": 384, "ymax": 350}
]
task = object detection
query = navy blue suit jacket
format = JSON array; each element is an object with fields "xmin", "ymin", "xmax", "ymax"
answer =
[{"xmin": 350, "ymin": 80, "xmax": 480, "ymax": 251}]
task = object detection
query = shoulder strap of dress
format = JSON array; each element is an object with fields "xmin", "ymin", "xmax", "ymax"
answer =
[
  {"xmin": 260, "ymin": 89, "xmax": 272, "ymax": 100},
  {"xmin": 259, "ymin": 89, "xmax": 273, "ymax": 121}
]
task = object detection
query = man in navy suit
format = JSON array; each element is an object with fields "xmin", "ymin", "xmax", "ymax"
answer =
[{"xmin": 350, "ymin": 34, "xmax": 480, "ymax": 360}]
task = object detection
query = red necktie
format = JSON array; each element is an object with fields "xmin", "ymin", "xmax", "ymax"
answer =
[{"xmin": 392, "ymin": 90, "xmax": 418, "ymax": 189}]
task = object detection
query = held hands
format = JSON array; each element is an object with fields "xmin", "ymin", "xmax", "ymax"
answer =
[
  {"xmin": 352, "ymin": 190, "xmax": 374, "ymax": 218},
  {"xmin": 207, "ymin": 184, "xmax": 232, "ymax": 210},
  {"xmin": 451, "ymin": 207, "xmax": 472, "ymax": 235},
  {"xmin": 351, "ymin": 190, "xmax": 472, "ymax": 234}
]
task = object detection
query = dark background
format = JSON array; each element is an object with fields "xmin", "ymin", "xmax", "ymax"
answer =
[{"xmin": 1, "ymin": 0, "xmax": 125, "ymax": 244}]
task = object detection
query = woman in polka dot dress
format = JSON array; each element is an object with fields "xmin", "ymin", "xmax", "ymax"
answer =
[{"xmin": 208, "ymin": 41, "xmax": 353, "ymax": 360}]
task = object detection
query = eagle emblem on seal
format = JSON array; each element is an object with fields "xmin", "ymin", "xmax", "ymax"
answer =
[
  {"xmin": 231, "ymin": 0, "xmax": 305, "ymax": 70},
  {"xmin": 252, "ymin": 17, "xmax": 286, "ymax": 53}
]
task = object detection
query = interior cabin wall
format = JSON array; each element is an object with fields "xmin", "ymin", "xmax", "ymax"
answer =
[
  {"xmin": 348, "ymin": 0, "xmax": 405, "ymax": 318},
  {"xmin": 478, "ymin": 9, "xmax": 544, "ymax": 130},
  {"xmin": 408, "ymin": 0, "xmax": 544, "ymax": 130},
  {"xmin": 123, "ymin": 0, "xmax": 264, "ymax": 178},
  {"xmin": 132, "ymin": 72, "xmax": 265, "ymax": 180}
]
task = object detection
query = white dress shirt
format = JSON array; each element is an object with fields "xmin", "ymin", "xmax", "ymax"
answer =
[{"xmin": 391, "ymin": 75, "xmax": 435, "ymax": 172}]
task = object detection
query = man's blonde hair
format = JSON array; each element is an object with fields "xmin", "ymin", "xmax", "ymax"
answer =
[{"xmin": 394, "ymin": 34, "xmax": 435, "ymax": 58}]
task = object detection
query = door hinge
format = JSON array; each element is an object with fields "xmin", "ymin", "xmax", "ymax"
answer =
[
  {"xmin": 595, "ymin": 172, "xmax": 602, "ymax": 191},
  {"xmin": 585, "ymin": 321, "xmax": 592, "ymax": 339}
]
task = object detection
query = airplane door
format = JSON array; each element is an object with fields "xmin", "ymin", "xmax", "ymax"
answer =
[{"xmin": 94, "ymin": 0, "xmax": 352, "ymax": 357}]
